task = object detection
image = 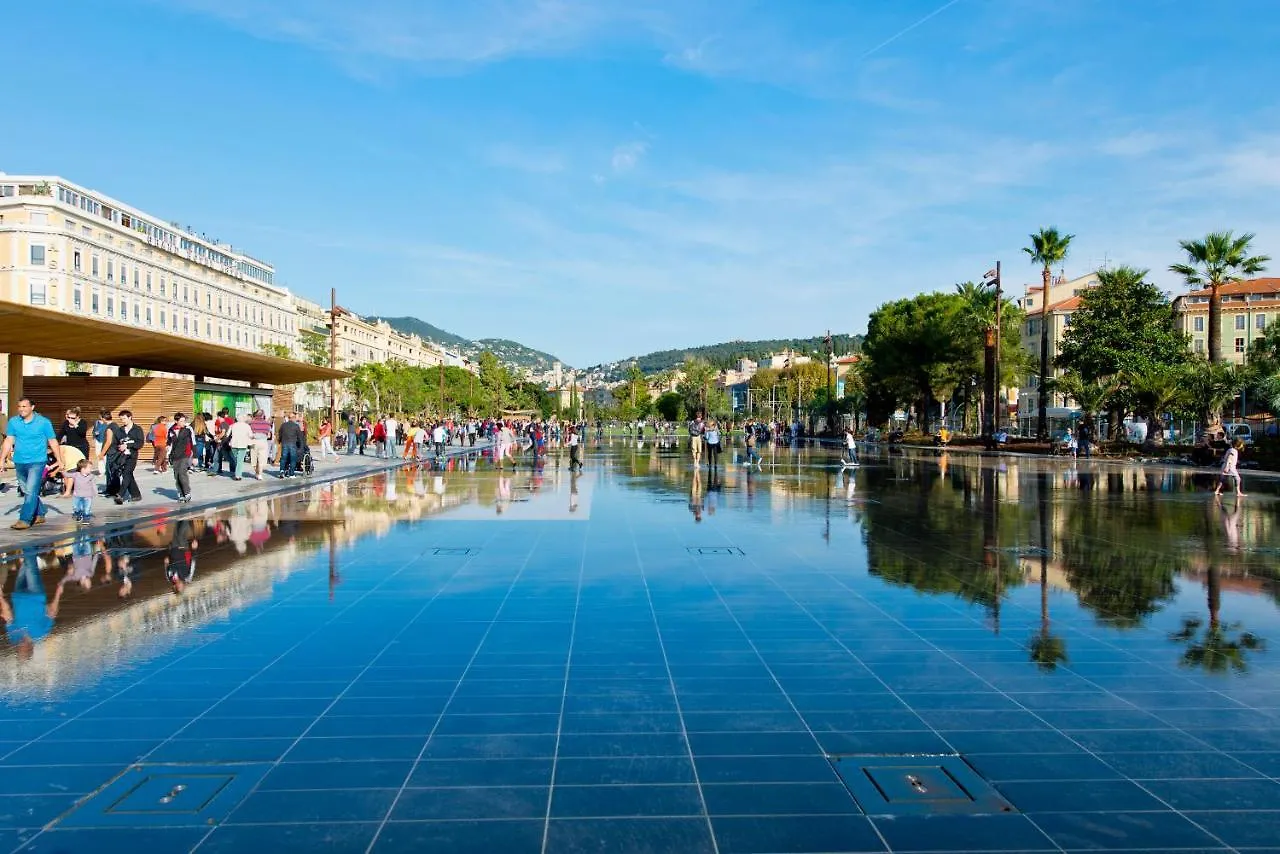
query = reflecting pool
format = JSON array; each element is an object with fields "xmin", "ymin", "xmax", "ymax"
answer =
[{"xmin": 2, "ymin": 443, "xmax": 1279, "ymax": 853}]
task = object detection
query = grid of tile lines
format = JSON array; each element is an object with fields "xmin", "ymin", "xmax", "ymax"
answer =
[{"xmin": 1, "ymin": 460, "xmax": 1279, "ymax": 852}]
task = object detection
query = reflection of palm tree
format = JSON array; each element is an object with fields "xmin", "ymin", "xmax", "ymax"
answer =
[
  {"xmin": 1171, "ymin": 563, "xmax": 1264, "ymax": 673},
  {"xmin": 1028, "ymin": 473, "xmax": 1067, "ymax": 671}
]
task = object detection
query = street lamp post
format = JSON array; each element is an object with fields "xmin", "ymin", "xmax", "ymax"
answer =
[
  {"xmin": 982, "ymin": 263, "xmax": 1002, "ymax": 448},
  {"xmin": 824, "ymin": 330, "xmax": 834, "ymax": 436}
]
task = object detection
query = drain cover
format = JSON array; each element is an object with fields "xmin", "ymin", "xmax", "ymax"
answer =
[
  {"xmin": 57, "ymin": 764, "xmax": 271, "ymax": 829},
  {"xmin": 432, "ymin": 547, "xmax": 477, "ymax": 556},
  {"xmin": 829, "ymin": 755, "xmax": 1015, "ymax": 817},
  {"xmin": 687, "ymin": 547, "xmax": 745, "ymax": 556}
]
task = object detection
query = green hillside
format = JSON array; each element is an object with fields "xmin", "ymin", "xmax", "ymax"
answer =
[
  {"xmin": 594, "ymin": 334, "xmax": 863, "ymax": 379},
  {"xmin": 370, "ymin": 316, "xmax": 564, "ymax": 371}
]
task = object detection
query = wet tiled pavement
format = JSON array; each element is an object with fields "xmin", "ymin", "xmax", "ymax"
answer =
[{"xmin": 1, "ymin": 442, "xmax": 1278, "ymax": 852}]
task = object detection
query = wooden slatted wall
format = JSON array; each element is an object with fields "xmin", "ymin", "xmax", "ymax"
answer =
[{"xmin": 21, "ymin": 377, "xmax": 195, "ymax": 428}]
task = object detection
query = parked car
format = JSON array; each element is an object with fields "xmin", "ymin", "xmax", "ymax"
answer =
[{"xmin": 1223, "ymin": 422, "xmax": 1254, "ymax": 445}]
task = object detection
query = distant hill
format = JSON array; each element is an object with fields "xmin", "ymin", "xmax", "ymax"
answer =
[
  {"xmin": 369, "ymin": 316, "xmax": 564, "ymax": 373},
  {"xmin": 591, "ymin": 334, "xmax": 863, "ymax": 380}
]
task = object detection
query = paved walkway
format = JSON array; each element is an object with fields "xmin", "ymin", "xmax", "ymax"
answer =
[{"xmin": 0, "ymin": 441, "xmax": 491, "ymax": 554}]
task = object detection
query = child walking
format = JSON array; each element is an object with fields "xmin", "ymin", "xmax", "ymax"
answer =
[
  {"xmin": 1214, "ymin": 439, "xmax": 1247, "ymax": 497},
  {"xmin": 67, "ymin": 458, "xmax": 97, "ymax": 523}
]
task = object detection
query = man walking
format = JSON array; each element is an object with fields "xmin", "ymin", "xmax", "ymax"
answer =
[
  {"xmin": 346, "ymin": 412, "xmax": 357, "ymax": 456},
  {"xmin": 112, "ymin": 410, "xmax": 145, "ymax": 504},
  {"xmin": 1, "ymin": 397, "xmax": 62, "ymax": 529},
  {"xmin": 384, "ymin": 414, "xmax": 399, "ymax": 458},
  {"xmin": 277, "ymin": 412, "xmax": 303, "ymax": 478},
  {"xmin": 689, "ymin": 413, "xmax": 705, "ymax": 466},
  {"xmin": 168, "ymin": 413, "xmax": 195, "ymax": 503},
  {"xmin": 92, "ymin": 408, "xmax": 113, "ymax": 475}
]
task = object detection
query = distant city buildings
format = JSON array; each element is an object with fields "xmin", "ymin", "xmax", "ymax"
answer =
[{"xmin": 1015, "ymin": 271, "xmax": 1101, "ymax": 421}]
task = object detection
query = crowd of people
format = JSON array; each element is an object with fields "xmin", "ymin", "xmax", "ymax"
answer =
[{"xmin": 1, "ymin": 398, "xmax": 597, "ymax": 529}]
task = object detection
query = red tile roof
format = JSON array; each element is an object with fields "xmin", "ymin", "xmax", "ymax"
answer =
[
  {"xmin": 1183, "ymin": 277, "xmax": 1280, "ymax": 298},
  {"xmin": 1045, "ymin": 295, "xmax": 1084, "ymax": 312}
]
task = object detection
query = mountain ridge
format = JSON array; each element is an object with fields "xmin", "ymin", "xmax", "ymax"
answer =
[
  {"xmin": 369, "ymin": 316, "xmax": 565, "ymax": 373},
  {"xmin": 588, "ymin": 334, "xmax": 863, "ymax": 380}
]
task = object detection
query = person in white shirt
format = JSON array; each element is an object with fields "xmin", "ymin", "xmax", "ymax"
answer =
[
  {"xmin": 567, "ymin": 426, "xmax": 583, "ymax": 471},
  {"xmin": 228, "ymin": 415, "xmax": 254, "ymax": 481},
  {"xmin": 384, "ymin": 416, "xmax": 399, "ymax": 458},
  {"xmin": 432, "ymin": 423, "xmax": 446, "ymax": 457}
]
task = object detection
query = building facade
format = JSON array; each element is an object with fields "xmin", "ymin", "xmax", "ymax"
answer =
[
  {"xmin": 1014, "ymin": 271, "xmax": 1101, "ymax": 423},
  {"xmin": 1171, "ymin": 278, "xmax": 1279, "ymax": 363},
  {"xmin": 0, "ymin": 174, "xmax": 296, "ymax": 393}
]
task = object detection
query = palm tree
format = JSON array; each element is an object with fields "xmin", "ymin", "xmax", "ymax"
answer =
[
  {"xmin": 1024, "ymin": 228, "xmax": 1074, "ymax": 439},
  {"xmin": 1052, "ymin": 371, "xmax": 1118, "ymax": 427},
  {"xmin": 1170, "ymin": 564, "xmax": 1264, "ymax": 673},
  {"xmin": 1124, "ymin": 363, "xmax": 1190, "ymax": 450},
  {"xmin": 1028, "ymin": 473, "xmax": 1067, "ymax": 671},
  {"xmin": 1170, "ymin": 231, "xmax": 1270, "ymax": 365},
  {"xmin": 1186, "ymin": 360, "xmax": 1248, "ymax": 428}
]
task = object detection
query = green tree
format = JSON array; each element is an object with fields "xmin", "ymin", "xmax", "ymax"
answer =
[
  {"xmin": 861, "ymin": 293, "xmax": 969, "ymax": 429},
  {"xmin": 654, "ymin": 391, "xmax": 684, "ymax": 422},
  {"xmin": 259, "ymin": 342, "xmax": 292, "ymax": 359},
  {"xmin": 676, "ymin": 358, "xmax": 719, "ymax": 418},
  {"xmin": 1056, "ymin": 266, "xmax": 1189, "ymax": 434},
  {"xmin": 1124, "ymin": 363, "xmax": 1192, "ymax": 449},
  {"xmin": 299, "ymin": 329, "xmax": 330, "ymax": 367},
  {"xmin": 1051, "ymin": 371, "xmax": 1119, "ymax": 425},
  {"xmin": 1170, "ymin": 231, "xmax": 1270, "ymax": 364},
  {"xmin": 477, "ymin": 350, "xmax": 509, "ymax": 414},
  {"xmin": 615, "ymin": 363, "xmax": 652, "ymax": 421},
  {"xmin": 1023, "ymin": 227, "xmax": 1074, "ymax": 439}
]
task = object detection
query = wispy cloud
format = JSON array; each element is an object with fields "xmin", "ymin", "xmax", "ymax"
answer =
[{"xmin": 610, "ymin": 141, "xmax": 648, "ymax": 173}]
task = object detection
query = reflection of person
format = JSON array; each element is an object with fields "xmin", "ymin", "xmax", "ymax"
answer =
[
  {"xmin": 1214, "ymin": 440, "xmax": 1246, "ymax": 497},
  {"xmin": 8, "ymin": 547, "xmax": 53, "ymax": 657},
  {"xmin": 164, "ymin": 520, "xmax": 199, "ymax": 594},
  {"xmin": 569, "ymin": 470, "xmax": 580, "ymax": 514},
  {"xmin": 688, "ymin": 468, "xmax": 704, "ymax": 523},
  {"xmin": 1218, "ymin": 495, "xmax": 1243, "ymax": 553}
]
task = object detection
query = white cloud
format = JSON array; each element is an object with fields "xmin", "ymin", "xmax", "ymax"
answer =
[{"xmin": 610, "ymin": 141, "xmax": 648, "ymax": 173}]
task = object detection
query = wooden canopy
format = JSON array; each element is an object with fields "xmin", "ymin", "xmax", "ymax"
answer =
[{"xmin": 0, "ymin": 301, "xmax": 349, "ymax": 385}]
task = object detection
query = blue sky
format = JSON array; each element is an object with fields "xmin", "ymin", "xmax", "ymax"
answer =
[{"xmin": 5, "ymin": 1, "xmax": 1279, "ymax": 366}]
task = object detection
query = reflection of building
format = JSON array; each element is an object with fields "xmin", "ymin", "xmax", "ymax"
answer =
[{"xmin": 1172, "ymin": 278, "xmax": 1279, "ymax": 363}]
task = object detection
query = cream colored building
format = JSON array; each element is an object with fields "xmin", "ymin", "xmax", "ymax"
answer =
[
  {"xmin": 1015, "ymin": 271, "xmax": 1100, "ymax": 421},
  {"xmin": 1172, "ymin": 278, "xmax": 1279, "ymax": 363},
  {"xmin": 0, "ymin": 174, "xmax": 295, "ymax": 394}
]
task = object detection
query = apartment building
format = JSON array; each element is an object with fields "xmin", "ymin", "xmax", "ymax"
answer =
[
  {"xmin": 1014, "ymin": 271, "xmax": 1101, "ymax": 421},
  {"xmin": 0, "ymin": 174, "xmax": 296, "ymax": 389},
  {"xmin": 1171, "ymin": 278, "xmax": 1279, "ymax": 363}
]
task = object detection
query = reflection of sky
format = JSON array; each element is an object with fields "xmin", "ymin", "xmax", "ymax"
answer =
[{"xmin": 3, "ymin": 445, "xmax": 1280, "ymax": 698}]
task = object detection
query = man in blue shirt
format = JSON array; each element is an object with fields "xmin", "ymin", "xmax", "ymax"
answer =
[{"xmin": 1, "ymin": 397, "xmax": 63, "ymax": 530}]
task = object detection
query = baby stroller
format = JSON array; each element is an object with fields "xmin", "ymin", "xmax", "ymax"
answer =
[
  {"xmin": 298, "ymin": 445, "xmax": 315, "ymax": 476},
  {"xmin": 10, "ymin": 451, "xmax": 66, "ymax": 498}
]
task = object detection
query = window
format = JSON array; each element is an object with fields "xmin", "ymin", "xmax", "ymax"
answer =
[
  {"xmin": 30, "ymin": 244, "xmax": 46, "ymax": 266},
  {"xmin": 1235, "ymin": 315, "xmax": 1246, "ymax": 330},
  {"xmin": 1194, "ymin": 316, "xmax": 1204, "ymax": 332},
  {"xmin": 81, "ymin": 225, "xmax": 91, "ymax": 236},
  {"xmin": 64, "ymin": 219, "xmax": 75, "ymax": 231},
  {"xmin": 205, "ymin": 320, "xmax": 211, "ymax": 338},
  {"xmin": 133, "ymin": 303, "xmax": 140, "ymax": 323},
  {"xmin": 159, "ymin": 276, "xmax": 166, "ymax": 297},
  {"xmin": 91, "ymin": 292, "xmax": 100, "ymax": 314},
  {"xmin": 120, "ymin": 297, "xmax": 128, "ymax": 319},
  {"xmin": 1025, "ymin": 298, "xmax": 1034, "ymax": 308},
  {"xmin": 1194, "ymin": 338, "xmax": 1205, "ymax": 353},
  {"xmin": 133, "ymin": 268, "xmax": 139, "ymax": 288},
  {"xmin": 29, "ymin": 280, "xmax": 46, "ymax": 306},
  {"xmin": 106, "ymin": 296, "xmax": 114, "ymax": 318},
  {"xmin": 1257, "ymin": 314, "xmax": 1267, "ymax": 330},
  {"xmin": 119, "ymin": 263, "xmax": 127, "ymax": 284},
  {"xmin": 1063, "ymin": 313, "xmax": 1072, "ymax": 327},
  {"xmin": 183, "ymin": 316, "xmax": 189, "ymax": 333},
  {"xmin": 160, "ymin": 310, "xmax": 167, "ymax": 328},
  {"xmin": 1028, "ymin": 319, "xmax": 1040, "ymax": 336},
  {"xmin": 146, "ymin": 306, "xmax": 152, "ymax": 325},
  {"xmin": 73, "ymin": 288, "xmax": 82, "ymax": 311},
  {"xmin": 30, "ymin": 211, "xmax": 48, "ymax": 226},
  {"xmin": 91, "ymin": 256, "xmax": 100, "ymax": 277},
  {"xmin": 73, "ymin": 250, "xmax": 82, "ymax": 272},
  {"xmin": 146, "ymin": 272, "xmax": 152, "ymax": 292},
  {"xmin": 107, "ymin": 259, "xmax": 114, "ymax": 282},
  {"xmin": 1235, "ymin": 337, "xmax": 1246, "ymax": 353},
  {"xmin": 183, "ymin": 284, "xmax": 189, "ymax": 302}
]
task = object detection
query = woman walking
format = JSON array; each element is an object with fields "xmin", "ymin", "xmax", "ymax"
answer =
[
  {"xmin": 705, "ymin": 420, "xmax": 722, "ymax": 468},
  {"xmin": 318, "ymin": 418, "xmax": 337, "ymax": 461},
  {"xmin": 1214, "ymin": 439, "xmax": 1247, "ymax": 497}
]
